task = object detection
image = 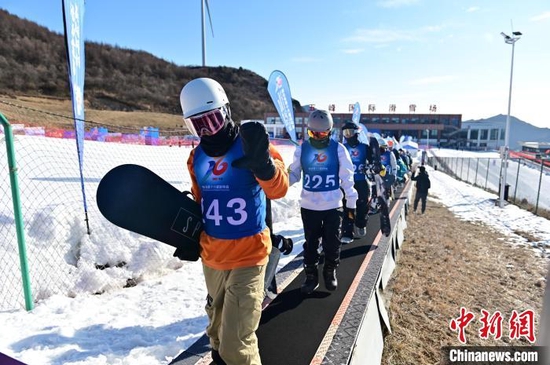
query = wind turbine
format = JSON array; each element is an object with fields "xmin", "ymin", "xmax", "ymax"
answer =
[{"xmin": 201, "ymin": 0, "xmax": 214, "ymax": 67}]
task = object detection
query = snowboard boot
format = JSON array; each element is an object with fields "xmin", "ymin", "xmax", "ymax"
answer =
[
  {"xmin": 354, "ymin": 225, "xmax": 367, "ymax": 237},
  {"xmin": 211, "ymin": 350, "xmax": 227, "ymax": 365},
  {"xmin": 301, "ymin": 264, "xmax": 319, "ymax": 295},
  {"xmin": 340, "ymin": 236, "xmax": 354, "ymax": 244},
  {"xmin": 323, "ymin": 260, "xmax": 339, "ymax": 291},
  {"xmin": 341, "ymin": 215, "xmax": 355, "ymax": 244}
]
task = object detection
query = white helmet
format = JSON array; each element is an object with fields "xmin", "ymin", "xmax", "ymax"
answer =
[
  {"xmin": 180, "ymin": 78, "xmax": 229, "ymax": 118},
  {"xmin": 308, "ymin": 109, "xmax": 333, "ymax": 132}
]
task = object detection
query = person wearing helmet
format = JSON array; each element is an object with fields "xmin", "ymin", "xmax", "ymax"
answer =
[
  {"xmin": 387, "ymin": 139, "xmax": 408, "ymax": 186},
  {"xmin": 379, "ymin": 139, "xmax": 397, "ymax": 201},
  {"xmin": 288, "ymin": 110, "xmax": 358, "ymax": 295},
  {"xmin": 399, "ymin": 148, "xmax": 412, "ymax": 171},
  {"xmin": 341, "ymin": 122, "xmax": 374, "ymax": 241},
  {"xmin": 180, "ymin": 77, "xmax": 289, "ymax": 365}
]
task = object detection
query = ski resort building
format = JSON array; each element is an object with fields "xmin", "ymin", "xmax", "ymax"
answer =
[
  {"xmin": 460, "ymin": 120, "xmax": 507, "ymax": 150},
  {"xmin": 263, "ymin": 111, "xmax": 462, "ymax": 147}
]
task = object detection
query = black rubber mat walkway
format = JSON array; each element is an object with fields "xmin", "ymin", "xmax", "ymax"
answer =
[{"xmin": 171, "ymin": 184, "xmax": 409, "ymax": 365}]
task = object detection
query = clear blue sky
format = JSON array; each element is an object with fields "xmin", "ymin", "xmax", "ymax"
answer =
[{"xmin": 1, "ymin": 0, "xmax": 549, "ymax": 128}]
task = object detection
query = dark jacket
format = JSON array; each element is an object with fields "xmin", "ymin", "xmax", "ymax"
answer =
[{"xmin": 411, "ymin": 169, "xmax": 431, "ymax": 194}]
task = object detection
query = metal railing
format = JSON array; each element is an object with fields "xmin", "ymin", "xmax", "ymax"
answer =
[
  {"xmin": 1, "ymin": 113, "xmax": 195, "ymax": 310},
  {"xmin": 428, "ymin": 155, "xmax": 550, "ymax": 216}
]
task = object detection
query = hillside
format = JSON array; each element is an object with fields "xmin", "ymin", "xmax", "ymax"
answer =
[
  {"xmin": 0, "ymin": 9, "xmax": 298, "ymax": 128},
  {"xmin": 463, "ymin": 114, "xmax": 550, "ymax": 150}
]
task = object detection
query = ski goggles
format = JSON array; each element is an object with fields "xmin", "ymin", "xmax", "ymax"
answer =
[
  {"xmin": 342, "ymin": 128, "xmax": 358, "ymax": 138},
  {"xmin": 184, "ymin": 108, "xmax": 226, "ymax": 137},
  {"xmin": 307, "ymin": 129, "xmax": 331, "ymax": 140}
]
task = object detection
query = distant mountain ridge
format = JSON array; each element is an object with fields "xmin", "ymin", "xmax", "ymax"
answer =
[
  {"xmin": 462, "ymin": 114, "xmax": 550, "ymax": 150},
  {"xmin": 0, "ymin": 9, "xmax": 298, "ymax": 123}
]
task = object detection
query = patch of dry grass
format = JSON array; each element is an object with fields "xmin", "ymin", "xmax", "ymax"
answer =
[
  {"xmin": 0, "ymin": 94, "xmax": 185, "ymax": 133},
  {"xmin": 381, "ymin": 199, "xmax": 548, "ymax": 365}
]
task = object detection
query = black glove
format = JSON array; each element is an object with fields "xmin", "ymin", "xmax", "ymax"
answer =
[
  {"xmin": 373, "ymin": 163, "xmax": 382, "ymax": 174},
  {"xmin": 231, "ymin": 121, "xmax": 276, "ymax": 180},
  {"xmin": 273, "ymin": 234, "xmax": 293, "ymax": 255},
  {"xmin": 173, "ymin": 246, "xmax": 200, "ymax": 261}
]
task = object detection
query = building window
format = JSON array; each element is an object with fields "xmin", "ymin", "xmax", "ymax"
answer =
[
  {"xmin": 490, "ymin": 129, "xmax": 499, "ymax": 140},
  {"xmin": 500, "ymin": 128, "xmax": 505, "ymax": 141},
  {"xmin": 470, "ymin": 129, "xmax": 479, "ymax": 140},
  {"xmin": 392, "ymin": 117, "xmax": 400, "ymax": 124},
  {"xmin": 480, "ymin": 129, "xmax": 488, "ymax": 140}
]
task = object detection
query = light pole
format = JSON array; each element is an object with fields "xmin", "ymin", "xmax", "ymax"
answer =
[{"xmin": 499, "ymin": 31, "xmax": 522, "ymax": 208}]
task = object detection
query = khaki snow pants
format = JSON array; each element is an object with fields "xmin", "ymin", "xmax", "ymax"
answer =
[{"xmin": 203, "ymin": 264, "xmax": 266, "ymax": 365}]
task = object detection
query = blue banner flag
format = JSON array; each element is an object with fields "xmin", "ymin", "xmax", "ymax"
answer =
[
  {"xmin": 352, "ymin": 102, "xmax": 361, "ymax": 124},
  {"xmin": 267, "ymin": 70, "xmax": 297, "ymax": 142},
  {"xmin": 352, "ymin": 102, "xmax": 369, "ymax": 145},
  {"xmin": 62, "ymin": 0, "xmax": 90, "ymax": 233}
]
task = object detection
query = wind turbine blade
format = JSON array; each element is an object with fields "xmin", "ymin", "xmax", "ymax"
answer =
[{"xmin": 205, "ymin": 0, "xmax": 214, "ymax": 37}]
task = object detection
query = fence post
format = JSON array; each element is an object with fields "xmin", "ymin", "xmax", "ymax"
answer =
[
  {"xmin": 513, "ymin": 158, "xmax": 521, "ymax": 203},
  {"xmin": 460, "ymin": 158, "xmax": 464, "ymax": 180},
  {"xmin": 451, "ymin": 157, "xmax": 456, "ymax": 176},
  {"xmin": 466, "ymin": 158, "xmax": 471, "ymax": 183},
  {"xmin": 535, "ymin": 158, "xmax": 545, "ymax": 215},
  {"xmin": 0, "ymin": 113, "xmax": 34, "ymax": 311},
  {"xmin": 499, "ymin": 158, "xmax": 504, "ymax": 198},
  {"xmin": 474, "ymin": 158, "xmax": 480, "ymax": 187},
  {"xmin": 485, "ymin": 158, "xmax": 490, "ymax": 190}
]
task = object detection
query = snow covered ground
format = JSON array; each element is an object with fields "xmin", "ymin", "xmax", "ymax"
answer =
[{"xmin": 0, "ymin": 136, "xmax": 548, "ymax": 365}]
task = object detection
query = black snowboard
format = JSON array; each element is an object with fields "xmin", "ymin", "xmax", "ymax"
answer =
[{"xmin": 96, "ymin": 164, "xmax": 202, "ymax": 261}]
